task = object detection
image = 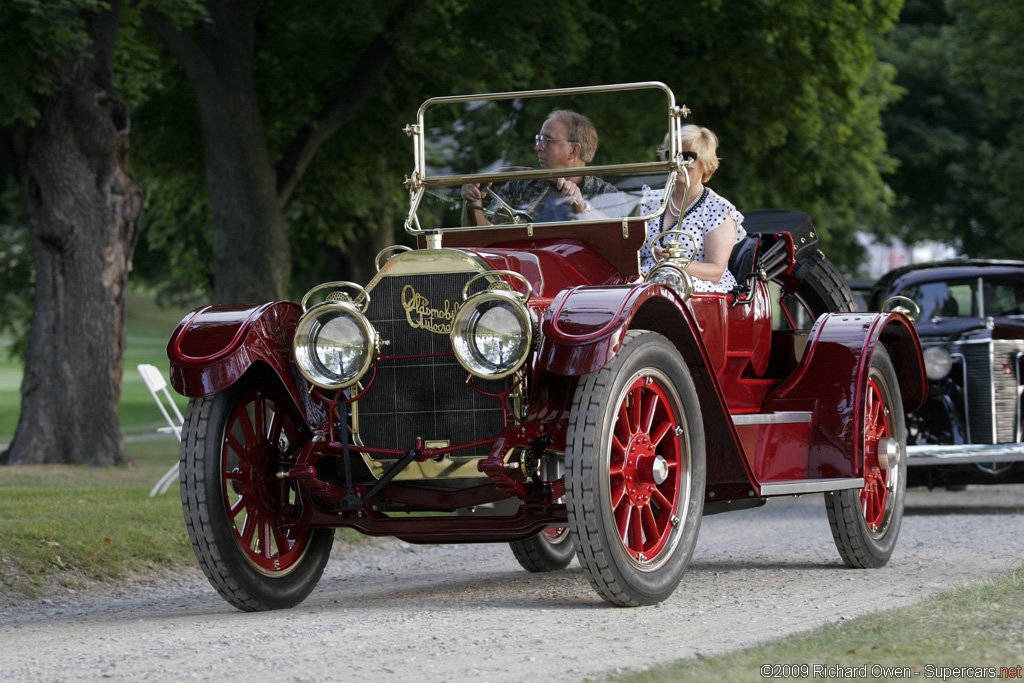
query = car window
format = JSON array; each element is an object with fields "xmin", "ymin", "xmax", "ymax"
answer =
[
  {"xmin": 899, "ymin": 278, "xmax": 978, "ymax": 320},
  {"xmin": 983, "ymin": 276, "xmax": 1024, "ymax": 317}
]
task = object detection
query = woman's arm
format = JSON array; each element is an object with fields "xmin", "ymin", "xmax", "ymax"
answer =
[{"xmin": 682, "ymin": 215, "xmax": 737, "ymax": 284}]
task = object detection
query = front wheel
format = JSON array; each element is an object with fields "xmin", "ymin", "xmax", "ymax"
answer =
[
  {"xmin": 180, "ymin": 371, "xmax": 334, "ymax": 611},
  {"xmin": 824, "ymin": 345, "xmax": 907, "ymax": 568},
  {"xmin": 566, "ymin": 331, "xmax": 705, "ymax": 606}
]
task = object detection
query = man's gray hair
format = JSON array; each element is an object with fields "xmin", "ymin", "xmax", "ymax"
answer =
[{"xmin": 547, "ymin": 110, "xmax": 598, "ymax": 163}]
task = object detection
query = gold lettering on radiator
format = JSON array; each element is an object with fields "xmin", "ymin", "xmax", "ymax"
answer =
[{"xmin": 401, "ymin": 284, "xmax": 460, "ymax": 334}]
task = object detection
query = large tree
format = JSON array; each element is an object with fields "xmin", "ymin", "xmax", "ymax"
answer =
[
  {"xmin": 0, "ymin": 0, "xmax": 142, "ymax": 465},
  {"xmin": 132, "ymin": 0, "xmax": 598, "ymax": 300}
]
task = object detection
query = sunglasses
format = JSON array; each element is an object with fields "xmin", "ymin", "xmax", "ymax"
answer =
[{"xmin": 657, "ymin": 149, "xmax": 699, "ymax": 162}]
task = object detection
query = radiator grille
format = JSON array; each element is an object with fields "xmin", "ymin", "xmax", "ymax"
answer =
[
  {"xmin": 355, "ymin": 269, "xmax": 507, "ymax": 456},
  {"xmin": 993, "ymin": 341, "xmax": 1023, "ymax": 443},
  {"xmin": 953, "ymin": 340, "xmax": 1024, "ymax": 444}
]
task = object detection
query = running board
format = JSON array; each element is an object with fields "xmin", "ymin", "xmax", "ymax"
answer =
[
  {"xmin": 732, "ymin": 411, "xmax": 813, "ymax": 426},
  {"xmin": 758, "ymin": 478, "xmax": 864, "ymax": 496},
  {"xmin": 907, "ymin": 443, "xmax": 1024, "ymax": 466}
]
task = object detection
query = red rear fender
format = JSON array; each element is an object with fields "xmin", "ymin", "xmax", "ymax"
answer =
[{"xmin": 770, "ymin": 312, "xmax": 927, "ymax": 478}]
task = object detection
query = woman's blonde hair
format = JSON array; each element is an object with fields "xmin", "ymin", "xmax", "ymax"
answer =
[{"xmin": 657, "ymin": 125, "xmax": 721, "ymax": 183}]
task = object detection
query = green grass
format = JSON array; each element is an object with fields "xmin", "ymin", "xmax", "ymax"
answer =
[
  {"xmin": 607, "ymin": 568, "xmax": 1024, "ymax": 682},
  {"xmin": 0, "ymin": 437, "xmax": 195, "ymax": 600},
  {"xmin": 0, "ymin": 290, "xmax": 197, "ymax": 600}
]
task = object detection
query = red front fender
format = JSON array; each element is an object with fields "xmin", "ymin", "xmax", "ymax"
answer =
[
  {"xmin": 166, "ymin": 301, "xmax": 319, "ymax": 425},
  {"xmin": 538, "ymin": 284, "xmax": 713, "ymax": 376}
]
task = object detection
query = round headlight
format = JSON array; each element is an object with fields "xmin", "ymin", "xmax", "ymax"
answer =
[
  {"xmin": 450, "ymin": 292, "xmax": 532, "ymax": 379},
  {"xmin": 293, "ymin": 302, "xmax": 376, "ymax": 389},
  {"xmin": 646, "ymin": 263, "xmax": 693, "ymax": 299},
  {"xmin": 922, "ymin": 346, "xmax": 952, "ymax": 380}
]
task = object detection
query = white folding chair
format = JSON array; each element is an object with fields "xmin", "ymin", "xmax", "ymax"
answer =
[{"xmin": 137, "ymin": 364, "xmax": 184, "ymax": 497}]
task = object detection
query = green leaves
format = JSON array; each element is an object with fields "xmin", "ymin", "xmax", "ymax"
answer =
[
  {"xmin": 0, "ymin": 0, "xmax": 106, "ymax": 126},
  {"xmin": 880, "ymin": 0, "xmax": 1024, "ymax": 261}
]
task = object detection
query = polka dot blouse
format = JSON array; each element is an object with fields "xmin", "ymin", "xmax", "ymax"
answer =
[{"xmin": 639, "ymin": 185, "xmax": 747, "ymax": 293}]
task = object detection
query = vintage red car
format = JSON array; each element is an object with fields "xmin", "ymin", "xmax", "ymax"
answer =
[{"xmin": 167, "ymin": 83, "xmax": 927, "ymax": 611}]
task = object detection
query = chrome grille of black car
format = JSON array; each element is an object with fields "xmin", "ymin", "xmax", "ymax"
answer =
[
  {"xmin": 955, "ymin": 340, "xmax": 1024, "ymax": 444},
  {"xmin": 355, "ymin": 269, "xmax": 506, "ymax": 456},
  {"xmin": 993, "ymin": 341, "xmax": 1023, "ymax": 443}
]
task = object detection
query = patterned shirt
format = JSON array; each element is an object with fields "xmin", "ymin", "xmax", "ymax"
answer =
[{"xmin": 639, "ymin": 186, "xmax": 747, "ymax": 293}]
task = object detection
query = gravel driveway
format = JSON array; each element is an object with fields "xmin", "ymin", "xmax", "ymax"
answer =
[{"xmin": 2, "ymin": 485, "xmax": 1022, "ymax": 682}]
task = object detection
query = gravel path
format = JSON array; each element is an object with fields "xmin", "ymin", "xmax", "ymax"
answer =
[{"xmin": 2, "ymin": 485, "xmax": 1022, "ymax": 682}]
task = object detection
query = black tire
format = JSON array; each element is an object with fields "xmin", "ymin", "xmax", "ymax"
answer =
[
  {"xmin": 824, "ymin": 345, "xmax": 907, "ymax": 568},
  {"xmin": 180, "ymin": 371, "xmax": 334, "ymax": 611},
  {"xmin": 509, "ymin": 527, "xmax": 576, "ymax": 572},
  {"xmin": 565, "ymin": 330, "xmax": 705, "ymax": 606},
  {"xmin": 775, "ymin": 250, "xmax": 856, "ymax": 329}
]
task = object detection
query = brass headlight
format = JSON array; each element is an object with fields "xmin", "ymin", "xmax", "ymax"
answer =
[
  {"xmin": 646, "ymin": 263, "xmax": 694, "ymax": 300},
  {"xmin": 293, "ymin": 301, "xmax": 376, "ymax": 389},
  {"xmin": 450, "ymin": 291, "xmax": 532, "ymax": 379}
]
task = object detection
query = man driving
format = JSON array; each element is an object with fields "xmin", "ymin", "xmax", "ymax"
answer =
[{"xmin": 461, "ymin": 110, "xmax": 617, "ymax": 225}]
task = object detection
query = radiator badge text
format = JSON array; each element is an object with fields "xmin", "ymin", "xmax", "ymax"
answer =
[{"xmin": 401, "ymin": 285, "xmax": 459, "ymax": 334}]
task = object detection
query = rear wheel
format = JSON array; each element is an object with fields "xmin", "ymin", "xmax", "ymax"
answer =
[
  {"xmin": 509, "ymin": 527, "xmax": 576, "ymax": 572},
  {"xmin": 566, "ymin": 331, "xmax": 705, "ymax": 606},
  {"xmin": 180, "ymin": 371, "xmax": 334, "ymax": 611},
  {"xmin": 773, "ymin": 250, "xmax": 856, "ymax": 329},
  {"xmin": 825, "ymin": 345, "xmax": 907, "ymax": 568}
]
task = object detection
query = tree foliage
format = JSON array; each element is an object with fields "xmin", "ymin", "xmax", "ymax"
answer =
[
  {"xmin": 129, "ymin": 0, "xmax": 903, "ymax": 297},
  {"xmin": 880, "ymin": 0, "xmax": 1024, "ymax": 260}
]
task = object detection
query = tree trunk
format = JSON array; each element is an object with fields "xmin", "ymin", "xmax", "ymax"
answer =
[
  {"xmin": 5, "ymin": 4, "xmax": 142, "ymax": 465},
  {"xmin": 145, "ymin": 0, "xmax": 290, "ymax": 305}
]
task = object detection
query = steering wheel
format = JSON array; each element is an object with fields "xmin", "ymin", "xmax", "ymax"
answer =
[{"xmin": 466, "ymin": 186, "xmax": 535, "ymax": 225}]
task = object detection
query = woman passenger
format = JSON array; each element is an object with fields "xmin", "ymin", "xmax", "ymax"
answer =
[{"xmin": 639, "ymin": 125, "xmax": 746, "ymax": 293}]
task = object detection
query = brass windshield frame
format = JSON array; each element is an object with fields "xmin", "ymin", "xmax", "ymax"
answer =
[{"xmin": 403, "ymin": 81, "xmax": 690, "ymax": 235}]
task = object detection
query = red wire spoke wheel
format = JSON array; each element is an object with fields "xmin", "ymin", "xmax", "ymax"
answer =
[
  {"xmin": 222, "ymin": 388, "xmax": 310, "ymax": 575},
  {"xmin": 610, "ymin": 375, "xmax": 684, "ymax": 566},
  {"xmin": 566, "ymin": 331, "xmax": 705, "ymax": 606},
  {"xmin": 860, "ymin": 377, "xmax": 895, "ymax": 535},
  {"xmin": 180, "ymin": 372, "xmax": 334, "ymax": 611},
  {"xmin": 825, "ymin": 345, "xmax": 907, "ymax": 568}
]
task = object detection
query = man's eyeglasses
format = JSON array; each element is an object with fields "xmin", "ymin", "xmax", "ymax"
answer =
[
  {"xmin": 657, "ymin": 149, "xmax": 698, "ymax": 162},
  {"xmin": 535, "ymin": 135, "xmax": 574, "ymax": 148}
]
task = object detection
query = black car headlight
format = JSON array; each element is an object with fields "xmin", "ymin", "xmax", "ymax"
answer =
[
  {"xmin": 293, "ymin": 302, "xmax": 376, "ymax": 389},
  {"xmin": 922, "ymin": 346, "xmax": 952, "ymax": 380},
  {"xmin": 450, "ymin": 291, "xmax": 532, "ymax": 379}
]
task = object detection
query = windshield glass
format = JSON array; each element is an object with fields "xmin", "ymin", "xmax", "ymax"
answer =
[
  {"xmin": 898, "ymin": 274, "xmax": 1024, "ymax": 320},
  {"xmin": 405, "ymin": 83, "xmax": 684, "ymax": 233}
]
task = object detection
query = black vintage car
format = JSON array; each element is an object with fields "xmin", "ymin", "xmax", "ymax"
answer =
[{"xmin": 870, "ymin": 260, "xmax": 1024, "ymax": 487}]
